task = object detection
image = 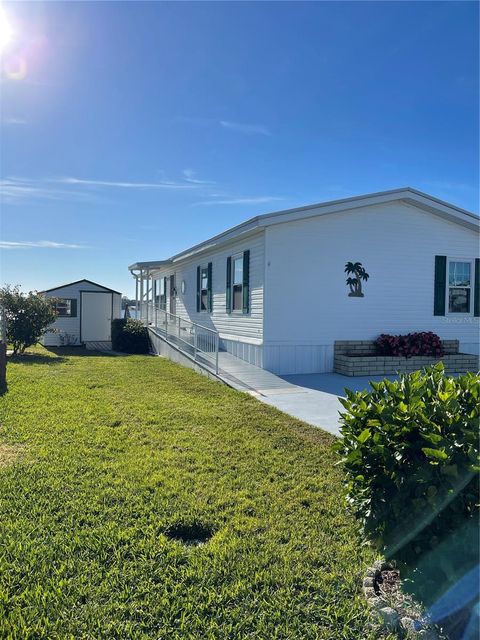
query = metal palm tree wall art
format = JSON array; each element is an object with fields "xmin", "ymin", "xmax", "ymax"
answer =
[{"xmin": 345, "ymin": 261, "xmax": 369, "ymax": 297}]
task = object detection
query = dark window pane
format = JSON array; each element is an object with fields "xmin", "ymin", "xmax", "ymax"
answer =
[
  {"xmin": 56, "ymin": 299, "xmax": 72, "ymax": 316},
  {"xmin": 449, "ymin": 287, "xmax": 470, "ymax": 313},
  {"xmin": 233, "ymin": 284, "xmax": 242, "ymax": 310},
  {"xmin": 201, "ymin": 291, "xmax": 208, "ymax": 311}
]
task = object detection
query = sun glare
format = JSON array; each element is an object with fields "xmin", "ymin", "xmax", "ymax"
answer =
[{"xmin": 0, "ymin": 5, "xmax": 14, "ymax": 53}]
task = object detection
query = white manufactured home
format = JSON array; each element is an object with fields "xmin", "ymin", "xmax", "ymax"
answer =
[
  {"xmin": 40, "ymin": 279, "xmax": 122, "ymax": 347},
  {"xmin": 129, "ymin": 188, "xmax": 479, "ymax": 375}
]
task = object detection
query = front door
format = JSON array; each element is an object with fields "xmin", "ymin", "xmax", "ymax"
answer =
[
  {"xmin": 169, "ymin": 274, "xmax": 176, "ymax": 315},
  {"xmin": 81, "ymin": 292, "xmax": 112, "ymax": 342}
]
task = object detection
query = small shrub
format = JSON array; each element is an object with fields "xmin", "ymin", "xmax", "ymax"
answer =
[
  {"xmin": 111, "ymin": 318, "xmax": 150, "ymax": 353},
  {"xmin": 334, "ymin": 364, "xmax": 479, "ymax": 587},
  {"xmin": 0, "ymin": 285, "xmax": 57, "ymax": 355},
  {"xmin": 375, "ymin": 331, "xmax": 444, "ymax": 358}
]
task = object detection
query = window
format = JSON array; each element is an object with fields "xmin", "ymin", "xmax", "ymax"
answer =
[
  {"xmin": 159, "ymin": 278, "xmax": 166, "ymax": 310},
  {"xmin": 197, "ymin": 263, "xmax": 212, "ymax": 313},
  {"xmin": 55, "ymin": 298, "xmax": 76, "ymax": 317},
  {"xmin": 448, "ymin": 260, "xmax": 472, "ymax": 313},
  {"xmin": 232, "ymin": 256, "xmax": 243, "ymax": 311},
  {"xmin": 200, "ymin": 267, "xmax": 208, "ymax": 311},
  {"xmin": 226, "ymin": 250, "xmax": 250, "ymax": 314}
]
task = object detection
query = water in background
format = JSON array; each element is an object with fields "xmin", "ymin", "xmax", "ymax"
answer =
[{"xmin": 124, "ymin": 306, "xmax": 140, "ymax": 320}]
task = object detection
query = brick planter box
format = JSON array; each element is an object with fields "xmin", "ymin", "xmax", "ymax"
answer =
[{"xmin": 334, "ymin": 340, "xmax": 479, "ymax": 377}]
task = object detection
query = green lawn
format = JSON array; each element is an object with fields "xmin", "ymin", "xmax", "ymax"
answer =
[{"xmin": 0, "ymin": 347, "xmax": 385, "ymax": 639}]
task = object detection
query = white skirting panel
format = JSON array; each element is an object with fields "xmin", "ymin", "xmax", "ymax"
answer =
[
  {"xmin": 263, "ymin": 343, "xmax": 334, "ymax": 375},
  {"xmin": 220, "ymin": 339, "xmax": 264, "ymax": 368}
]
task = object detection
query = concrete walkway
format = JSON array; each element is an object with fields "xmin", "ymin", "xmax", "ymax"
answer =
[
  {"xmin": 148, "ymin": 327, "xmax": 392, "ymax": 436},
  {"xmin": 217, "ymin": 354, "xmax": 395, "ymax": 436},
  {"xmin": 260, "ymin": 373, "xmax": 397, "ymax": 436}
]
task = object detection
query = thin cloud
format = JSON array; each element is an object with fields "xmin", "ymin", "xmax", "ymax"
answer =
[
  {"xmin": 0, "ymin": 177, "xmax": 96, "ymax": 204},
  {"xmin": 220, "ymin": 120, "xmax": 272, "ymax": 136},
  {"xmin": 3, "ymin": 117, "xmax": 27, "ymax": 125},
  {"xmin": 52, "ymin": 176, "xmax": 196, "ymax": 190},
  {"xmin": 174, "ymin": 116, "xmax": 272, "ymax": 136},
  {"xmin": 194, "ymin": 196, "xmax": 284, "ymax": 206},
  {"xmin": 0, "ymin": 240, "xmax": 89, "ymax": 250},
  {"xmin": 182, "ymin": 169, "xmax": 215, "ymax": 185},
  {"xmin": 1, "ymin": 175, "xmax": 199, "ymax": 204}
]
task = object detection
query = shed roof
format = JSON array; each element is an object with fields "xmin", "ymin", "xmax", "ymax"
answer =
[{"xmin": 40, "ymin": 279, "xmax": 122, "ymax": 295}]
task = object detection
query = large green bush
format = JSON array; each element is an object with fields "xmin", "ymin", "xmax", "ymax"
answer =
[
  {"xmin": 335, "ymin": 364, "xmax": 479, "ymax": 591},
  {"xmin": 0, "ymin": 285, "xmax": 57, "ymax": 355},
  {"xmin": 111, "ymin": 318, "xmax": 150, "ymax": 353}
]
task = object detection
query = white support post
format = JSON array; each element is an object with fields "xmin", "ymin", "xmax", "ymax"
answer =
[
  {"xmin": 135, "ymin": 277, "xmax": 139, "ymax": 318},
  {"xmin": 193, "ymin": 325, "xmax": 197, "ymax": 361},
  {"xmin": 145, "ymin": 270, "xmax": 150, "ymax": 326},
  {"xmin": 153, "ymin": 278, "xmax": 158, "ymax": 328},
  {"xmin": 139, "ymin": 271, "xmax": 144, "ymax": 323}
]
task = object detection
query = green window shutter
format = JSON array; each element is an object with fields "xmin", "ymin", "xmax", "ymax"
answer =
[
  {"xmin": 207, "ymin": 262, "xmax": 213, "ymax": 312},
  {"xmin": 226, "ymin": 257, "xmax": 232, "ymax": 313},
  {"xmin": 434, "ymin": 255, "xmax": 447, "ymax": 316},
  {"xmin": 196, "ymin": 266, "xmax": 201, "ymax": 313},
  {"xmin": 474, "ymin": 258, "xmax": 480, "ymax": 317},
  {"xmin": 70, "ymin": 299, "xmax": 77, "ymax": 317},
  {"xmin": 242, "ymin": 250, "xmax": 250, "ymax": 314}
]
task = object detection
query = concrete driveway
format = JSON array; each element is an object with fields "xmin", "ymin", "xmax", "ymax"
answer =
[{"xmin": 258, "ymin": 373, "xmax": 397, "ymax": 436}]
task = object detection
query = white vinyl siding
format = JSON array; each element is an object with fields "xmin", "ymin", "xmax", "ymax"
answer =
[
  {"xmin": 154, "ymin": 231, "xmax": 264, "ymax": 344},
  {"xmin": 264, "ymin": 201, "xmax": 479, "ymax": 373}
]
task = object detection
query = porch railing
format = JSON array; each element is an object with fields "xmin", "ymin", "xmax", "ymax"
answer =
[{"xmin": 142, "ymin": 303, "xmax": 220, "ymax": 374}]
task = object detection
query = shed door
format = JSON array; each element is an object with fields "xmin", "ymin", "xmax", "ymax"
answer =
[{"xmin": 81, "ymin": 292, "xmax": 112, "ymax": 342}]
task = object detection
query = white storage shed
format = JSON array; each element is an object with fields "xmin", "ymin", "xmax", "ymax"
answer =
[{"xmin": 40, "ymin": 279, "xmax": 122, "ymax": 347}]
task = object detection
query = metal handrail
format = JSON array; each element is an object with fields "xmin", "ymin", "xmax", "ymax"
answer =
[{"xmin": 142, "ymin": 303, "xmax": 220, "ymax": 374}]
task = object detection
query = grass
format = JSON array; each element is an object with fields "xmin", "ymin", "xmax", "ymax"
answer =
[{"xmin": 0, "ymin": 346, "xmax": 388, "ymax": 639}]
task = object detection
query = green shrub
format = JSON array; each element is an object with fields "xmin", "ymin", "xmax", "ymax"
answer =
[
  {"xmin": 334, "ymin": 364, "xmax": 479, "ymax": 585},
  {"xmin": 0, "ymin": 285, "xmax": 57, "ymax": 355},
  {"xmin": 111, "ymin": 318, "xmax": 150, "ymax": 353}
]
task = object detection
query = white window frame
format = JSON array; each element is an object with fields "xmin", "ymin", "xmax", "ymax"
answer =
[
  {"xmin": 231, "ymin": 253, "xmax": 243, "ymax": 313},
  {"xmin": 446, "ymin": 257, "xmax": 474, "ymax": 316}
]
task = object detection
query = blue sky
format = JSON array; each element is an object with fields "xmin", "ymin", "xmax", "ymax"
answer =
[{"xmin": 1, "ymin": 1, "xmax": 478, "ymax": 296}]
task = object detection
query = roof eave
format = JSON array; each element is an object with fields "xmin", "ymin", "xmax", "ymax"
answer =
[
  {"xmin": 129, "ymin": 188, "xmax": 478, "ymax": 270},
  {"xmin": 128, "ymin": 260, "xmax": 172, "ymax": 272}
]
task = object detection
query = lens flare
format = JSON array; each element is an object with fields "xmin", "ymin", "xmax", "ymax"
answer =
[{"xmin": 0, "ymin": 6, "xmax": 14, "ymax": 53}]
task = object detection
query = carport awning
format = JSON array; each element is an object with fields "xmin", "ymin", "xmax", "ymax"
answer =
[{"xmin": 128, "ymin": 260, "xmax": 171, "ymax": 274}]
